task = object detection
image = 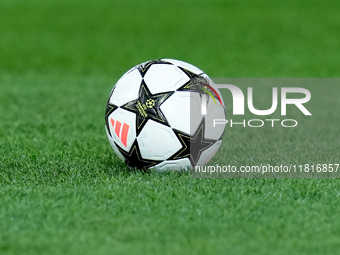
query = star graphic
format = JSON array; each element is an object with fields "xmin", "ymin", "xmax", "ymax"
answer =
[
  {"xmin": 177, "ymin": 66, "xmax": 201, "ymax": 79},
  {"xmin": 116, "ymin": 141, "xmax": 161, "ymax": 170},
  {"xmin": 121, "ymin": 81, "xmax": 174, "ymax": 135},
  {"xmin": 138, "ymin": 59, "xmax": 171, "ymax": 77},
  {"xmin": 169, "ymin": 119, "xmax": 215, "ymax": 167}
]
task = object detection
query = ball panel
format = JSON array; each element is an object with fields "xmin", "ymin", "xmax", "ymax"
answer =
[
  {"xmin": 105, "ymin": 126, "xmax": 125, "ymax": 162},
  {"xmin": 160, "ymin": 91, "xmax": 203, "ymax": 136},
  {"xmin": 137, "ymin": 120, "xmax": 182, "ymax": 160},
  {"xmin": 107, "ymin": 108, "xmax": 136, "ymax": 152},
  {"xmin": 144, "ymin": 64, "xmax": 190, "ymax": 94},
  {"xmin": 109, "ymin": 69, "xmax": 142, "ymax": 107},
  {"xmin": 152, "ymin": 158, "xmax": 192, "ymax": 172}
]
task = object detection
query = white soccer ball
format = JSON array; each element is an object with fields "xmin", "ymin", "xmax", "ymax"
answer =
[{"xmin": 105, "ymin": 59, "xmax": 226, "ymax": 171}]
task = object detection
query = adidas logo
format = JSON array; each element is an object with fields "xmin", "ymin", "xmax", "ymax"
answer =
[{"xmin": 110, "ymin": 118, "xmax": 130, "ymax": 147}]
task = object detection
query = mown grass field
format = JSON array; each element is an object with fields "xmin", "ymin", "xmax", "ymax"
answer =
[{"xmin": 1, "ymin": 0, "xmax": 340, "ymax": 254}]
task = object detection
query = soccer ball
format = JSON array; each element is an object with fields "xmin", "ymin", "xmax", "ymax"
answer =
[{"xmin": 105, "ymin": 59, "xmax": 226, "ymax": 171}]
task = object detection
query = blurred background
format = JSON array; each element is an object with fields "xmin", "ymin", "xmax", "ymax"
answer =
[{"xmin": 1, "ymin": 0, "xmax": 340, "ymax": 78}]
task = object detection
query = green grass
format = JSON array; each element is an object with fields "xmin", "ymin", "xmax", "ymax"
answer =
[{"xmin": 1, "ymin": 0, "xmax": 340, "ymax": 254}]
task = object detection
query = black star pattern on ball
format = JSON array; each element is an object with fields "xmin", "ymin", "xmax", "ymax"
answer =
[
  {"xmin": 116, "ymin": 141, "xmax": 161, "ymax": 170},
  {"xmin": 177, "ymin": 66, "xmax": 202, "ymax": 79},
  {"xmin": 105, "ymin": 103, "xmax": 118, "ymax": 136},
  {"xmin": 121, "ymin": 81, "xmax": 174, "ymax": 136},
  {"xmin": 169, "ymin": 119, "xmax": 215, "ymax": 167},
  {"xmin": 138, "ymin": 59, "xmax": 172, "ymax": 77}
]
